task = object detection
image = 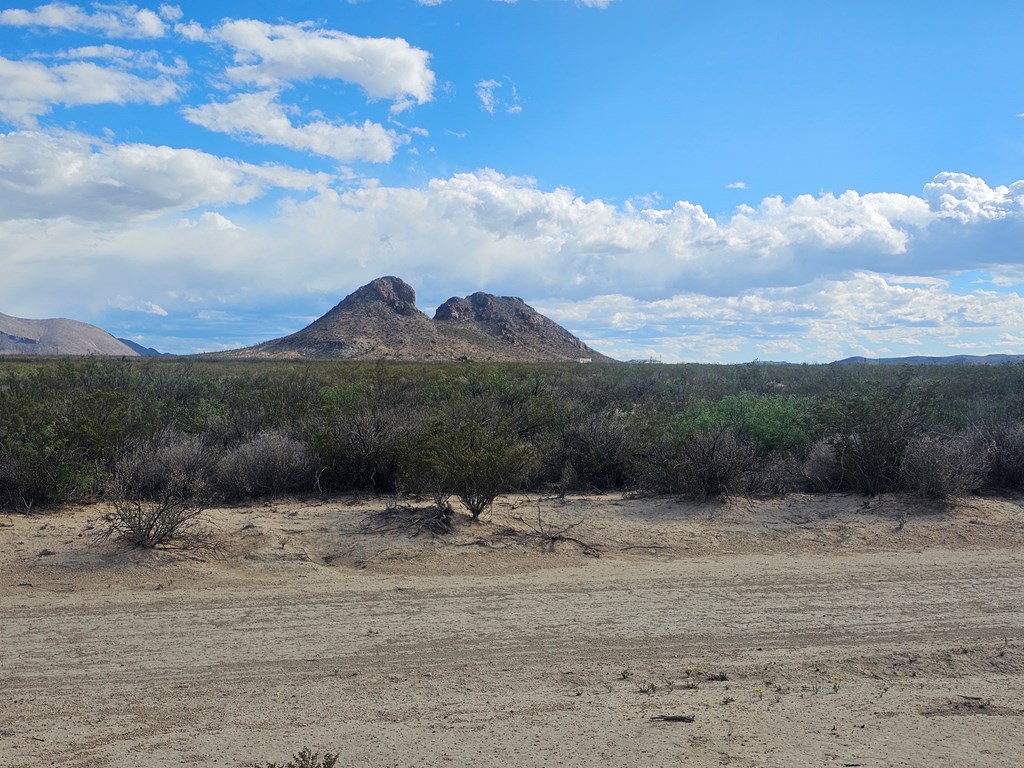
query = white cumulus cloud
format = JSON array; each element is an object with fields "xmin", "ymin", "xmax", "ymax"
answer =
[
  {"xmin": 2, "ymin": 163, "xmax": 1024, "ymax": 359},
  {"xmin": 0, "ymin": 56, "xmax": 180, "ymax": 127},
  {"xmin": 201, "ymin": 19, "xmax": 435, "ymax": 110},
  {"xmin": 183, "ymin": 91, "xmax": 404, "ymax": 163},
  {"xmin": 923, "ymin": 171, "xmax": 1024, "ymax": 223},
  {"xmin": 0, "ymin": 130, "xmax": 332, "ymax": 222}
]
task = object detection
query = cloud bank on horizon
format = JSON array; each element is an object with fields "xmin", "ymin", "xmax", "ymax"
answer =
[{"xmin": 1, "ymin": 0, "xmax": 1023, "ymax": 362}]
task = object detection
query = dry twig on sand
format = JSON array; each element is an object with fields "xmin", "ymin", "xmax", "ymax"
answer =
[
  {"xmin": 363, "ymin": 502, "xmax": 454, "ymax": 537},
  {"xmin": 506, "ymin": 507, "xmax": 599, "ymax": 557}
]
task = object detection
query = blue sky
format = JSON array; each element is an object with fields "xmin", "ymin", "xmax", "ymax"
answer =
[{"xmin": 2, "ymin": 1, "xmax": 1024, "ymax": 362}]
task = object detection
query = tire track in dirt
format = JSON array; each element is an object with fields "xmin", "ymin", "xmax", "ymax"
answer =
[{"xmin": 3, "ymin": 549, "xmax": 1023, "ymax": 767}]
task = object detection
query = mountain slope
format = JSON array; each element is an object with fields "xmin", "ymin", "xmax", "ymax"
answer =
[
  {"xmin": 0, "ymin": 312, "xmax": 138, "ymax": 356},
  {"xmin": 117, "ymin": 338, "xmax": 167, "ymax": 357},
  {"xmin": 224, "ymin": 276, "xmax": 612, "ymax": 362},
  {"xmin": 433, "ymin": 291, "xmax": 601, "ymax": 361}
]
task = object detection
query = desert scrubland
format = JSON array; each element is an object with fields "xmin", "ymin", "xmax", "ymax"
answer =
[{"xmin": 3, "ymin": 360, "xmax": 1024, "ymax": 766}]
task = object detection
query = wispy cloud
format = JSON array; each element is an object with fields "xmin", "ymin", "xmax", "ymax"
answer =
[
  {"xmin": 475, "ymin": 78, "xmax": 522, "ymax": 115},
  {"xmin": 0, "ymin": 2, "xmax": 173, "ymax": 39}
]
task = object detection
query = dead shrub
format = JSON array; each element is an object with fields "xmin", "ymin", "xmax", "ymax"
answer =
[
  {"xmin": 216, "ymin": 430, "xmax": 315, "ymax": 499},
  {"xmin": 113, "ymin": 429, "xmax": 219, "ymax": 500},
  {"xmin": 980, "ymin": 421, "xmax": 1024, "ymax": 489},
  {"xmin": 98, "ymin": 463, "xmax": 210, "ymax": 549},
  {"xmin": 631, "ymin": 426, "xmax": 757, "ymax": 499},
  {"xmin": 746, "ymin": 455, "xmax": 801, "ymax": 496},
  {"xmin": 676, "ymin": 427, "xmax": 757, "ymax": 500},
  {"xmin": 364, "ymin": 500, "xmax": 455, "ymax": 537},
  {"xmin": 559, "ymin": 411, "xmax": 628, "ymax": 490},
  {"xmin": 900, "ymin": 432, "xmax": 990, "ymax": 499},
  {"xmin": 802, "ymin": 438, "xmax": 843, "ymax": 492},
  {"xmin": 505, "ymin": 509, "xmax": 599, "ymax": 556},
  {"xmin": 258, "ymin": 747, "xmax": 339, "ymax": 768}
]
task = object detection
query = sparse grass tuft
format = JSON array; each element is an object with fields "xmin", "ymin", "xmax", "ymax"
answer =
[{"xmin": 258, "ymin": 747, "xmax": 339, "ymax": 768}]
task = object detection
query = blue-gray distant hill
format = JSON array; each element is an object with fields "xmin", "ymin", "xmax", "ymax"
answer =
[
  {"xmin": 0, "ymin": 312, "xmax": 138, "ymax": 356},
  {"xmin": 835, "ymin": 354, "xmax": 1024, "ymax": 365},
  {"xmin": 116, "ymin": 338, "xmax": 169, "ymax": 357}
]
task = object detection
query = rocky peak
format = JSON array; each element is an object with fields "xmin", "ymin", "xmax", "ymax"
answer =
[
  {"xmin": 434, "ymin": 292, "xmax": 530, "ymax": 323},
  {"xmin": 433, "ymin": 296, "xmax": 472, "ymax": 322},
  {"xmin": 343, "ymin": 275, "xmax": 419, "ymax": 316}
]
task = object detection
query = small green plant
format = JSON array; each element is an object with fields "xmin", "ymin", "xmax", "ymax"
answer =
[
  {"xmin": 408, "ymin": 412, "xmax": 536, "ymax": 521},
  {"xmin": 754, "ymin": 686, "xmax": 764, "ymax": 700},
  {"xmin": 722, "ymin": 696, "xmax": 735, "ymax": 705},
  {"xmin": 637, "ymin": 681, "xmax": 659, "ymax": 694},
  {"xmin": 620, "ymin": 668, "xmax": 632, "ymax": 680},
  {"xmin": 258, "ymin": 747, "xmax": 339, "ymax": 768},
  {"xmin": 831, "ymin": 675, "xmax": 844, "ymax": 693}
]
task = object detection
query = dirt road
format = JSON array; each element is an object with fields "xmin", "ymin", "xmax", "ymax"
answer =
[{"xmin": 2, "ymin": 495, "xmax": 1023, "ymax": 767}]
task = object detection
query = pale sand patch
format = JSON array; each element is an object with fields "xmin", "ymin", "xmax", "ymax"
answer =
[{"xmin": 2, "ymin": 493, "xmax": 1023, "ymax": 767}]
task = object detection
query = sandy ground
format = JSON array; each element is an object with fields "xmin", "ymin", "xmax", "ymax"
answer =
[{"xmin": 2, "ymin": 492, "xmax": 1023, "ymax": 767}]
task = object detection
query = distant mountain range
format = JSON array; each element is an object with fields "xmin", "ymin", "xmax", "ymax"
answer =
[
  {"xmin": 214, "ymin": 276, "xmax": 611, "ymax": 362},
  {"xmin": 4, "ymin": 286, "xmax": 1024, "ymax": 366},
  {"xmin": 834, "ymin": 354, "xmax": 1024, "ymax": 366}
]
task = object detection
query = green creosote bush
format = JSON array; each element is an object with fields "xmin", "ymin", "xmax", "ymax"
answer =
[
  {"xmin": 690, "ymin": 392, "xmax": 812, "ymax": 456},
  {"xmin": 0, "ymin": 421, "xmax": 86, "ymax": 512},
  {"xmin": 406, "ymin": 412, "xmax": 537, "ymax": 521},
  {"xmin": 305, "ymin": 365, "xmax": 420, "ymax": 493},
  {"xmin": 812, "ymin": 373, "xmax": 938, "ymax": 495},
  {"xmin": 400, "ymin": 431, "xmax": 455, "ymax": 515}
]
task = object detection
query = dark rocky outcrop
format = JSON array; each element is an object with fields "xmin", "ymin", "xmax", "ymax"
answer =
[{"xmin": 222, "ymin": 276, "xmax": 612, "ymax": 362}]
